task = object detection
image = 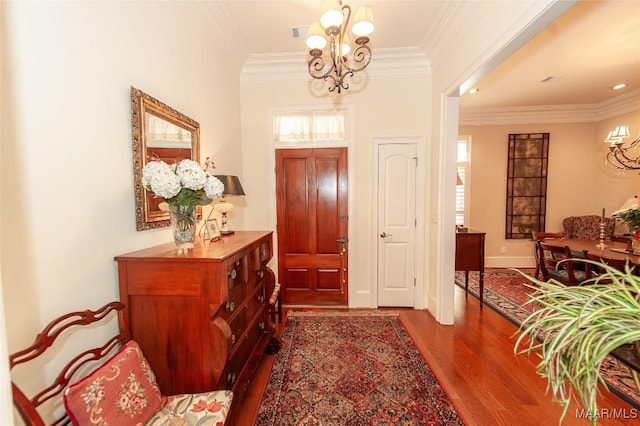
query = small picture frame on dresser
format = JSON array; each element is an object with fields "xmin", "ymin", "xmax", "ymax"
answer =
[{"xmin": 209, "ymin": 219, "xmax": 221, "ymax": 241}]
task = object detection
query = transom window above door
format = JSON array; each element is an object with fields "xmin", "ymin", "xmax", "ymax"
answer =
[{"xmin": 273, "ymin": 110, "xmax": 348, "ymax": 144}]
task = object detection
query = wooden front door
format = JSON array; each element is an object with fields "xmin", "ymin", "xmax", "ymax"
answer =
[{"xmin": 276, "ymin": 148, "xmax": 348, "ymax": 305}]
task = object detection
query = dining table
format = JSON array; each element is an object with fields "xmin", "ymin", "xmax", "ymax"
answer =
[{"xmin": 541, "ymin": 238, "xmax": 640, "ymax": 265}]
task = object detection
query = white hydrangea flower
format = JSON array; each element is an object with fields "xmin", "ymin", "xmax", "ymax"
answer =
[
  {"xmin": 204, "ymin": 175, "xmax": 225, "ymax": 199},
  {"xmin": 141, "ymin": 158, "xmax": 224, "ymax": 207},
  {"xmin": 176, "ymin": 159, "xmax": 207, "ymax": 190},
  {"xmin": 142, "ymin": 161, "xmax": 181, "ymax": 199}
]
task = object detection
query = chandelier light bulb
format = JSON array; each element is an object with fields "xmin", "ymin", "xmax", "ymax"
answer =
[
  {"xmin": 351, "ymin": 5, "xmax": 374, "ymax": 36},
  {"xmin": 320, "ymin": 0, "xmax": 344, "ymax": 28},
  {"xmin": 306, "ymin": 21, "xmax": 327, "ymax": 49}
]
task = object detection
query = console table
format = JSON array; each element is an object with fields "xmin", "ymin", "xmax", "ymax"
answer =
[
  {"xmin": 115, "ymin": 231, "xmax": 275, "ymax": 420},
  {"xmin": 455, "ymin": 229, "xmax": 486, "ymax": 308}
]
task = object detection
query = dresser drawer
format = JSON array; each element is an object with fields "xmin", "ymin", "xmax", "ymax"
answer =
[
  {"xmin": 259, "ymin": 238, "xmax": 272, "ymax": 262},
  {"xmin": 227, "ymin": 256, "xmax": 248, "ymax": 288},
  {"xmin": 221, "ymin": 307, "xmax": 266, "ymax": 389},
  {"xmin": 225, "ymin": 305, "xmax": 247, "ymax": 350},
  {"xmin": 246, "ymin": 283, "xmax": 265, "ymax": 321}
]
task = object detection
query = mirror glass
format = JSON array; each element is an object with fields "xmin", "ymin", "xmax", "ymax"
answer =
[{"xmin": 131, "ymin": 86, "xmax": 200, "ymax": 230}]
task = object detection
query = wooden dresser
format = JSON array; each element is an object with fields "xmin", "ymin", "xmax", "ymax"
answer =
[
  {"xmin": 455, "ymin": 229, "xmax": 486, "ymax": 308},
  {"xmin": 114, "ymin": 231, "xmax": 275, "ymax": 409}
]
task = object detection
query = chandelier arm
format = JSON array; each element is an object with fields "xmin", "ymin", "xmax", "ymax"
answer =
[
  {"xmin": 611, "ymin": 146, "xmax": 640, "ymax": 170},
  {"xmin": 607, "ymin": 151, "xmax": 626, "ymax": 170},
  {"xmin": 308, "ymin": 52, "xmax": 335, "ymax": 81},
  {"xmin": 342, "ymin": 43, "xmax": 372, "ymax": 73}
]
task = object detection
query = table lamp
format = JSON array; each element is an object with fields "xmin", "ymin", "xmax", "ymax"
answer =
[{"xmin": 213, "ymin": 175, "xmax": 245, "ymax": 235}]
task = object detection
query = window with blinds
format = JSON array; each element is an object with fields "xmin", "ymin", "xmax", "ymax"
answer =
[
  {"xmin": 456, "ymin": 137, "xmax": 471, "ymax": 226},
  {"xmin": 274, "ymin": 110, "xmax": 347, "ymax": 143}
]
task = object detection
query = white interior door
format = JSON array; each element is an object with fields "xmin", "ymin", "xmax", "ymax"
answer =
[{"xmin": 377, "ymin": 143, "xmax": 417, "ymax": 307}]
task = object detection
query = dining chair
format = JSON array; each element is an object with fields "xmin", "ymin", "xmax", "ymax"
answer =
[
  {"xmin": 536, "ymin": 241, "xmax": 586, "ymax": 286},
  {"xmin": 531, "ymin": 232, "xmax": 566, "ymax": 279}
]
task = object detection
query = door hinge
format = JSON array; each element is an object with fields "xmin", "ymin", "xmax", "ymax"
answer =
[{"xmin": 414, "ymin": 278, "xmax": 416, "ymax": 287}]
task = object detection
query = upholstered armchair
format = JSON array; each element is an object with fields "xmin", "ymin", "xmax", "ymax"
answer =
[{"xmin": 562, "ymin": 215, "xmax": 615, "ymax": 240}]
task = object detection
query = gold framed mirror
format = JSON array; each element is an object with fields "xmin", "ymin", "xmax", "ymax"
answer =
[{"xmin": 131, "ymin": 87, "xmax": 200, "ymax": 231}]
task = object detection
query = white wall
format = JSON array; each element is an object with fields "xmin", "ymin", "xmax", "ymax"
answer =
[{"xmin": 1, "ymin": 1, "xmax": 242, "ymax": 423}]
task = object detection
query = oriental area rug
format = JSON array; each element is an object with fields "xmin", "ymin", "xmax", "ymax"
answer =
[
  {"xmin": 254, "ymin": 310, "xmax": 463, "ymax": 426},
  {"xmin": 455, "ymin": 268, "xmax": 640, "ymax": 409}
]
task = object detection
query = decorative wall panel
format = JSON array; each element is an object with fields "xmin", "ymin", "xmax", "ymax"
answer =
[{"xmin": 505, "ymin": 133, "xmax": 549, "ymax": 239}]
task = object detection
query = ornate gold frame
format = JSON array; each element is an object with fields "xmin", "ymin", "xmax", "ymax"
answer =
[{"xmin": 131, "ymin": 87, "xmax": 200, "ymax": 231}]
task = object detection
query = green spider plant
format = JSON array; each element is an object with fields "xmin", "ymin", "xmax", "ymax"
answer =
[{"xmin": 514, "ymin": 260, "xmax": 640, "ymax": 424}]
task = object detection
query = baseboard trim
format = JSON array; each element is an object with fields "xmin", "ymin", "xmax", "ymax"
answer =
[{"xmin": 485, "ymin": 256, "xmax": 535, "ymax": 269}]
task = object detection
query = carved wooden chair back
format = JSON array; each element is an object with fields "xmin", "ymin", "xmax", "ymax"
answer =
[
  {"xmin": 9, "ymin": 302, "xmax": 130, "ymax": 426},
  {"xmin": 10, "ymin": 302, "xmax": 234, "ymax": 426},
  {"xmin": 536, "ymin": 242, "xmax": 585, "ymax": 286},
  {"xmin": 531, "ymin": 232, "xmax": 566, "ymax": 279}
]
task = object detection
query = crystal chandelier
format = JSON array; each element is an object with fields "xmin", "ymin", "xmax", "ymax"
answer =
[
  {"xmin": 306, "ymin": 0, "xmax": 374, "ymax": 93},
  {"xmin": 603, "ymin": 125, "xmax": 640, "ymax": 171}
]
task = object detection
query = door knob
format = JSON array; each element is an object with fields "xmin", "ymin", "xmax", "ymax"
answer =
[{"xmin": 380, "ymin": 232, "xmax": 392, "ymax": 238}]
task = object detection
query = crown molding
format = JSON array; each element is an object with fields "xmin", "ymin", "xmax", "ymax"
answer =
[
  {"xmin": 459, "ymin": 89, "xmax": 640, "ymax": 126},
  {"xmin": 240, "ymin": 47, "xmax": 431, "ymax": 83}
]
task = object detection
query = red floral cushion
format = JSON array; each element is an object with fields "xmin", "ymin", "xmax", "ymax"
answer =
[{"xmin": 63, "ymin": 340, "xmax": 165, "ymax": 425}]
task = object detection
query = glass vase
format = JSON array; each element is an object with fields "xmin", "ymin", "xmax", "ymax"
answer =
[{"xmin": 169, "ymin": 204, "xmax": 197, "ymax": 251}]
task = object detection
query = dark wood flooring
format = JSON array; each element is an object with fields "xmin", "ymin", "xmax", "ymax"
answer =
[{"xmin": 234, "ymin": 286, "xmax": 636, "ymax": 425}]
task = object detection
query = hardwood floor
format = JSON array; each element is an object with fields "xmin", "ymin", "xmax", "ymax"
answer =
[{"xmin": 234, "ymin": 286, "xmax": 637, "ymax": 425}]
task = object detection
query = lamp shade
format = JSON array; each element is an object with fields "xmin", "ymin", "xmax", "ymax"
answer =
[
  {"xmin": 352, "ymin": 5, "xmax": 374, "ymax": 36},
  {"xmin": 320, "ymin": 0, "xmax": 344, "ymax": 28},
  {"xmin": 306, "ymin": 21, "xmax": 327, "ymax": 49},
  {"xmin": 615, "ymin": 195, "xmax": 639, "ymax": 213},
  {"xmin": 214, "ymin": 175, "xmax": 246, "ymax": 196},
  {"xmin": 612, "ymin": 125, "xmax": 631, "ymax": 139}
]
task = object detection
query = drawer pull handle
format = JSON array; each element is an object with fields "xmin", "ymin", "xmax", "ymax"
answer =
[
  {"xmin": 231, "ymin": 334, "xmax": 236, "ymax": 345},
  {"xmin": 228, "ymin": 269, "xmax": 237, "ymax": 280},
  {"xmin": 260, "ymin": 248, "xmax": 267, "ymax": 257},
  {"xmin": 226, "ymin": 302, "xmax": 235, "ymax": 312},
  {"xmin": 257, "ymin": 294, "xmax": 264, "ymax": 303},
  {"xmin": 257, "ymin": 270, "xmax": 264, "ymax": 279},
  {"xmin": 258, "ymin": 321, "xmax": 265, "ymax": 331},
  {"xmin": 227, "ymin": 372, "xmax": 237, "ymax": 385}
]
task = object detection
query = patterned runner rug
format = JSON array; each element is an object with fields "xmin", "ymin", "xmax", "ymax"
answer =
[
  {"xmin": 455, "ymin": 268, "xmax": 640, "ymax": 409},
  {"xmin": 255, "ymin": 310, "xmax": 463, "ymax": 425}
]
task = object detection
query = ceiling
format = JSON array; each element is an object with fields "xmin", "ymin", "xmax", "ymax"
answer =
[{"xmin": 217, "ymin": 0, "xmax": 640, "ymax": 110}]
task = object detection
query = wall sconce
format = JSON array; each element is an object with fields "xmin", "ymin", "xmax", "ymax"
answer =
[
  {"xmin": 603, "ymin": 125, "xmax": 640, "ymax": 171},
  {"xmin": 213, "ymin": 175, "xmax": 245, "ymax": 235}
]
